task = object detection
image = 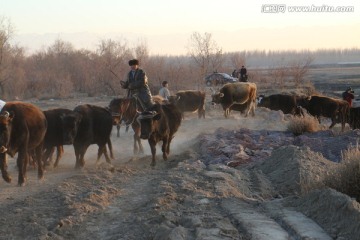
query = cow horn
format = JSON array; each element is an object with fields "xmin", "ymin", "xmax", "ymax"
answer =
[
  {"xmin": 219, "ymin": 93, "xmax": 224, "ymax": 98},
  {"xmin": 1, "ymin": 111, "xmax": 9, "ymax": 118},
  {"xmin": 0, "ymin": 146, "xmax": 7, "ymax": 153},
  {"xmin": 111, "ymin": 112, "xmax": 121, "ymax": 117}
]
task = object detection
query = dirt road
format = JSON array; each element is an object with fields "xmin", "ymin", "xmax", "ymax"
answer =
[{"xmin": 0, "ymin": 103, "xmax": 359, "ymax": 240}]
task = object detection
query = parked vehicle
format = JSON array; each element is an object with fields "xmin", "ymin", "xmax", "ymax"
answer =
[{"xmin": 205, "ymin": 72, "xmax": 238, "ymax": 86}]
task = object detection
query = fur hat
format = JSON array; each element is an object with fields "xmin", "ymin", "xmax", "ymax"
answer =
[{"xmin": 128, "ymin": 59, "xmax": 139, "ymax": 66}]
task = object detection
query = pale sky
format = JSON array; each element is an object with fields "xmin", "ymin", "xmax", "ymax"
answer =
[{"xmin": 1, "ymin": 0, "xmax": 360, "ymax": 55}]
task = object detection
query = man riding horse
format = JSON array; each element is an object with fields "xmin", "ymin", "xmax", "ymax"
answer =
[{"xmin": 120, "ymin": 59, "xmax": 154, "ymax": 111}]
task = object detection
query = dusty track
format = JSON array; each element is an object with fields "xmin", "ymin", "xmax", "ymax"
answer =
[{"xmin": 0, "ymin": 102, "xmax": 359, "ymax": 240}]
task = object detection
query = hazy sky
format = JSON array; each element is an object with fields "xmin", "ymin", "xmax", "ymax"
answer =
[{"xmin": 1, "ymin": 0, "xmax": 360, "ymax": 55}]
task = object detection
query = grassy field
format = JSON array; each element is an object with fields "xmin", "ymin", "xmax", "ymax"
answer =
[{"xmin": 308, "ymin": 64, "xmax": 360, "ymax": 97}]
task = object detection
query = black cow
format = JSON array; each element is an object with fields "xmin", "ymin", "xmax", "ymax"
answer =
[
  {"xmin": 298, "ymin": 95, "xmax": 350, "ymax": 131},
  {"xmin": 167, "ymin": 90, "xmax": 206, "ymax": 119},
  {"xmin": 211, "ymin": 82, "xmax": 257, "ymax": 118},
  {"xmin": 349, "ymin": 107, "xmax": 360, "ymax": 129},
  {"xmin": 43, "ymin": 108, "xmax": 82, "ymax": 167},
  {"xmin": 73, "ymin": 104, "xmax": 114, "ymax": 168},
  {"xmin": 137, "ymin": 103, "xmax": 182, "ymax": 166},
  {"xmin": 0, "ymin": 102, "xmax": 47, "ymax": 186},
  {"xmin": 257, "ymin": 94, "xmax": 303, "ymax": 116}
]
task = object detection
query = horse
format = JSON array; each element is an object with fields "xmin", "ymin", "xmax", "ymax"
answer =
[{"xmin": 109, "ymin": 95, "xmax": 164, "ymax": 155}]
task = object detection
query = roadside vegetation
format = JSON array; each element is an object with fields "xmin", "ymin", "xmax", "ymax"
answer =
[
  {"xmin": 326, "ymin": 141, "xmax": 360, "ymax": 202},
  {"xmin": 1, "ymin": 17, "xmax": 360, "ymax": 100}
]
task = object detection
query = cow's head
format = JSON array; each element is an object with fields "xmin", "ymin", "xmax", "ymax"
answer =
[
  {"xmin": 296, "ymin": 95, "xmax": 311, "ymax": 108},
  {"xmin": 167, "ymin": 95, "xmax": 180, "ymax": 105},
  {"xmin": 137, "ymin": 110, "xmax": 161, "ymax": 140},
  {"xmin": 256, "ymin": 95, "xmax": 265, "ymax": 105},
  {"xmin": 60, "ymin": 112, "xmax": 82, "ymax": 145},
  {"xmin": 0, "ymin": 111, "xmax": 14, "ymax": 153},
  {"xmin": 211, "ymin": 92, "xmax": 224, "ymax": 105}
]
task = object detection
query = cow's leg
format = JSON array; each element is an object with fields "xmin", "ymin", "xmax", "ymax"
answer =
[
  {"xmin": 107, "ymin": 138, "xmax": 114, "ymax": 159},
  {"xmin": 117, "ymin": 124, "xmax": 120, "ymax": 138},
  {"xmin": 0, "ymin": 154, "xmax": 11, "ymax": 183},
  {"xmin": 74, "ymin": 145, "xmax": 80, "ymax": 169},
  {"xmin": 162, "ymin": 137, "xmax": 169, "ymax": 161},
  {"xmin": 329, "ymin": 121, "xmax": 336, "ymax": 129},
  {"xmin": 17, "ymin": 149, "xmax": 27, "ymax": 186},
  {"xmin": 78, "ymin": 146, "xmax": 89, "ymax": 168},
  {"xmin": 224, "ymin": 108, "xmax": 230, "ymax": 118},
  {"xmin": 53, "ymin": 146, "xmax": 64, "ymax": 168},
  {"xmin": 43, "ymin": 147, "xmax": 55, "ymax": 167},
  {"xmin": 251, "ymin": 101, "xmax": 256, "ymax": 117},
  {"xmin": 317, "ymin": 116, "xmax": 322, "ymax": 124},
  {"xmin": 166, "ymin": 136, "xmax": 174, "ymax": 155},
  {"xmin": 74, "ymin": 145, "xmax": 87, "ymax": 169},
  {"xmin": 96, "ymin": 145, "xmax": 104, "ymax": 164},
  {"xmin": 97, "ymin": 144, "xmax": 112, "ymax": 164},
  {"xmin": 35, "ymin": 146, "xmax": 44, "ymax": 181},
  {"xmin": 149, "ymin": 138, "xmax": 157, "ymax": 166}
]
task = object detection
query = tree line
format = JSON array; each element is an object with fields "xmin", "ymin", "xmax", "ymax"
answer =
[{"xmin": 1, "ymin": 17, "xmax": 360, "ymax": 100}]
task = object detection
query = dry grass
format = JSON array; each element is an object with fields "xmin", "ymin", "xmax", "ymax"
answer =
[
  {"xmin": 326, "ymin": 140, "xmax": 360, "ymax": 201},
  {"xmin": 287, "ymin": 115, "xmax": 320, "ymax": 136}
]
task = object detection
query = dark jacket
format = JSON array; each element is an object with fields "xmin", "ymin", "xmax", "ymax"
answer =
[{"xmin": 122, "ymin": 68, "xmax": 153, "ymax": 109}]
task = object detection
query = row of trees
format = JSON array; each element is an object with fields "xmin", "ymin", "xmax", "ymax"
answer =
[{"xmin": 1, "ymin": 17, "xmax": 358, "ymax": 100}]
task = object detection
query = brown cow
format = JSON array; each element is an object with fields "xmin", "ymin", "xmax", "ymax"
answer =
[
  {"xmin": 137, "ymin": 103, "xmax": 182, "ymax": 166},
  {"xmin": 298, "ymin": 95, "xmax": 350, "ymax": 131},
  {"xmin": 257, "ymin": 94, "xmax": 304, "ymax": 116},
  {"xmin": 167, "ymin": 90, "xmax": 206, "ymax": 119},
  {"xmin": 211, "ymin": 82, "xmax": 257, "ymax": 118},
  {"xmin": 348, "ymin": 107, "xmax": 360, "ymax": 129},
  {"xmin": 43, "ymin": 108, "xmax": 82, "ymax": 167},
  {"xmin": 73, "ymin": 104, "xmax": 113, "ymax": 168},
  {"xmin": 0, "ymin": 102, "xmax": 47, "ymax": 186}
]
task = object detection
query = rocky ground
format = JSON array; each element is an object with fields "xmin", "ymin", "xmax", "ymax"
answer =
[{"xmin": 0, "ymin": 98, "xmax": 360, "ymax": 240}]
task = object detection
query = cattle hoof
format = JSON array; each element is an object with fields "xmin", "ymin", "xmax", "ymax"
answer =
[
  {"xmin": 3, "ymin": 175, "xmax": 11, "ymax": 183},
  {"xmin": 150, "ymin": 162, "xmax": 156, "ymax": 167}
]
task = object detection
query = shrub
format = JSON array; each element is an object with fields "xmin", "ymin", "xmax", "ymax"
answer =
[
  {"xmin": 325, "ymin": 140, "xmax": 360, "ymax": 201},
  {"xmin": 287, "ymin": 115, "xmax": 320, "ymax": 136}
]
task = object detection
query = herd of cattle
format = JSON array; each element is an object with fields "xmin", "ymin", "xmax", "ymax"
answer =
[{"xmin": 0, "ymin": 82, "xmax": 359, "ymax": 186}]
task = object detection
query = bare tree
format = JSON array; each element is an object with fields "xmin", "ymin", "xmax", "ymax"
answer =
[
  {"xmin": 96, "ymin": 38, "xmax": 132, "ymax": 95},
  {"xmin": 268, "ymin": 65, "xmax": 289, "ymax": 89},
  {"xmin": 133, "ymin": 38, "xmax": 149, "ymax": 65},
  {"xmin": 288, "ymin": 56, "xmax": 314, "ymax": 87},
  {"xmin": 187, "ymin": 32, "xmax": 223, "ymax": 89},
  {"xmin": 229, "ymin": 52, "xmax": 246, "ymax": 73},
  {"xmin": 0, "ymin": 16, "xmax": 15, "ymax": 98}
]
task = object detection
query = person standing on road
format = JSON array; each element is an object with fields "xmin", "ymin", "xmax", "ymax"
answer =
[
  {"xmin": 239, "ymin": 65, "xmax": 248, "ymax": 82},
  {"xmin": 120, "ymin": 59, "xmax": 154, "ymax": 110},
  {"xmin": 158, "ymin": 81, "xmax": 171, "ymax": 100}
]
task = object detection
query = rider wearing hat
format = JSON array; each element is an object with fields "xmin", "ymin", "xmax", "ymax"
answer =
[{"xmin": 120, "ymin": 59, "xmax": 154, "ymax": 110}]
